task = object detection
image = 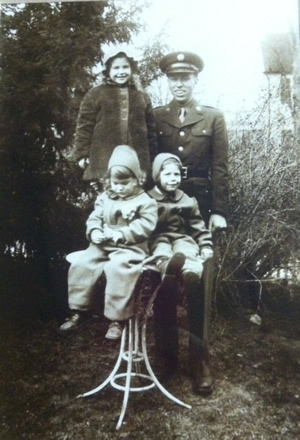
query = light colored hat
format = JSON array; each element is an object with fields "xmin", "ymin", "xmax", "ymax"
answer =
[
  {"xmin": 108, "ymin": 145, "xmax": 142, "ymax": 179},
  {"xmin": 152, "ymin": 153, "xmax": 182, "ymax": 182},
  {"xmin": 103, "ymin": 45, "xmax": 136, "ymax": 66}
]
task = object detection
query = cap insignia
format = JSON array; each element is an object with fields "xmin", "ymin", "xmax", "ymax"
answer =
[{"xmin": 177, "ymin": 53, "xmax": 185, "ymax": 61}]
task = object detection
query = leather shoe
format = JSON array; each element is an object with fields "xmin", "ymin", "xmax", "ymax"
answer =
[
  {"xmin": 59, "ymin": 311, "xmax": 89, "ymax": 331},
  {"xmin": 190, "ymin": 359, "xmax": 214, "ymax": 396}
]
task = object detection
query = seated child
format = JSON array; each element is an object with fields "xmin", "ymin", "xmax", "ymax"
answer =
[
  {"xmin": 60, "ymin": 145, "xmax": 158, "ymax": 339},
  {"xmin": 147, "ymin": 153, "xmax": 213, "ymax": 281},
  {"xmin": 147, "ymin": 153, "xmax": 214, "ymax": 393}
]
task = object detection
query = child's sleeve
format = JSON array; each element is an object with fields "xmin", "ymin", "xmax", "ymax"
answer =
[
  {"xmin": 144, "ymin": 93, "xmax": 158, "ymax": 162},
  {"xmin": 189, "ymin": 198, "xmax": 213, "ymax": 250},
  {"xmin": 68, "ymin": 88, "xmax": 99, "ymax": 162},
  {"xmin": 86, "ymin": 193, "xmax": 105, "ymax": 241},
  {"xmin": 117, "ymin": 196, "xmax": 158, "ymax": 244}
]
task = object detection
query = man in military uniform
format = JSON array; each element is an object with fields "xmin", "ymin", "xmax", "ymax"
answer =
[{"xmin": 153, "ymin": 51, "xmax": 229, "ymax": 395}]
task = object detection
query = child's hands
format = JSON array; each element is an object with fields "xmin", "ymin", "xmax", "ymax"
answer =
[
  {"xmin": 200, "ymin": 248, "xmax": 214, "ymax": 262},
  {"xmin": 110, "ymin": 231, "xmax": 124, "ymax": 243},
  {"xmin": 91, "ymin": 229, "xmax": 106, "ymax": 244},
  {"xmin": 103, "ymin": 225, "xmax": 124, "ymax": 244}
]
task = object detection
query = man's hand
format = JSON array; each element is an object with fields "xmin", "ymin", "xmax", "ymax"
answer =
[
  {"xmin": 200, "ymin": 248, "xmax": 214, "ymax": 262},
  {"xmin": 90, "ymin": 229, "xmax": 106, "ymax": 244},
  {"xmin": 78, "ymin": 158, "xmax": 89, "ymax": 169},
  {"xmin": 208, "ymin": 214, "xmax": 227, "ymax": 232}
]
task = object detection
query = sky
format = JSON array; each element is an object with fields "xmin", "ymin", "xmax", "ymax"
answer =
[
  {"xmin": 133, "ymin": 0, "xmax": 299, "ymax": 115},
  {"xmin": 3, "ymin": 0, "xmax": 299, "ymax": 116}
]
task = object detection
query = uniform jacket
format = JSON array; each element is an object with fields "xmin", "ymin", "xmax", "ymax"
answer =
[
  {"xmin": 69, "ymin": 82, "xmax": 158, "ymax": 180},
  {"xmin": 154, "ymin": 99, "xmax": 229, "ymax": 217},
  {"xmin": 147, "ymin": 187, "xmax": 212, "ymax": 251},
  {"xmin": 86, "ymin": 189, "xmax": 158, "ymax": 251}
]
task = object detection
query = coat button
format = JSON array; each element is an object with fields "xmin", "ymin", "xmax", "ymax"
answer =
[
  {"xmin": 179, "ymin": 131, "xmax": 185, "ymax": 136},
  {"xmin": 178, "ymin": 146, "xmax": 184, "ymax": 151}
]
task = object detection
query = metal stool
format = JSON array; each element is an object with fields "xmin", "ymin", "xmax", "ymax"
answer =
[{"xmin": 77, "ymin": 268, "xmax": 191, "ymax": 430}]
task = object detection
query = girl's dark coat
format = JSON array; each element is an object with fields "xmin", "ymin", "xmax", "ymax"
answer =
[{"xmin": 69, "ymin": 83, "xmax": 157, "ymax": 180}]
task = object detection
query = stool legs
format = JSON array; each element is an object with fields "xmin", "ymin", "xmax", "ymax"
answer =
[
  {"xmin": 77, "ymin": 326, "xmax": 127, "ymax": 398},
  {"xmin": 141, "ymin": 318, "xmax": 191, "ymax": 409},
  {"xmin": 77, "ymin": 314, "xmax": 191, "ymax": 429}
]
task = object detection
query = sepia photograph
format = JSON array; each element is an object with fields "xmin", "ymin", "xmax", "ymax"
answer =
[{"xmin": 1, "ymin": 0, "xmax": 300, "ymax": 438}]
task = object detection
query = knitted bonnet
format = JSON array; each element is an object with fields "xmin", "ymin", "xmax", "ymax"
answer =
[
  {"xmin": 108, "ymin": 145, "xmax": 142, "ymax": 179},
  {"xmin": 152, "ymin": 153, "xmax": 182, "ymax": 183},
  {"xmin": 103, "ymin": 45, "xmax": 136, "ymax": 66}
]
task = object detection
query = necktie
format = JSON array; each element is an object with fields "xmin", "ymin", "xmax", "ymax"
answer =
[{"xmin": 179, "ymin": 107, "xmax": 186, "ymax": 123}]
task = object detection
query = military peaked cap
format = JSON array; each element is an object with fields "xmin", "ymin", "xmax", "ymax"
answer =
[{"xmin": 159, "ymin": 51, "xmax": 204, "ymax": 75}]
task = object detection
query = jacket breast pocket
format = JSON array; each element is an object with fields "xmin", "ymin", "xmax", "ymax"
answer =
[
  {"xmin": 189, "ymin": 126, "xmax": 212, "ymax": 164},
  {"xmin": 191, "ymin": 126, "xmax": 213, "ymax": 137},
  {"xmin": 157, "ymin": 124, "xmax": 173, "ymax": 137}
]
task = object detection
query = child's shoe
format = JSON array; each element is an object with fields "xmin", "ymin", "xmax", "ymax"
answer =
[
  {"xmin": 164, "ymin": 252, "xmax": 186, "ymax": 278},
  {"xmin": 105, "ymin": 321, "xmax": 123, "ymax": 340},
  {"xmin": 59, "ymin": 310, "xmax": 89, "ymax": 331}
]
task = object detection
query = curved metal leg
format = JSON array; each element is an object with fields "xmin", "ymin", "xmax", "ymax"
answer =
[
  {"xmin": 77, "ymin": 324, "xmax": 127, "ymax": 398},
  {"xmin": 141, "ymin": 318, "xmax": 191, "ymax": 410},
  {"xmin": 77, "ymin": 269, "xmax": 191, "ymax": 430},
  {"xmin": 116, "ymin": 318, "xmax": 134, "ymax": 430}
]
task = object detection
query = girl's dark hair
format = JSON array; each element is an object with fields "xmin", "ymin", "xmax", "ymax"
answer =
[
  {"xmin": 102, "ymin": 53, "xmax": 144, "ymax": 94},
  {"xmin": 102, "ymin": 53, "xmax": 138, "ymax": 80}
]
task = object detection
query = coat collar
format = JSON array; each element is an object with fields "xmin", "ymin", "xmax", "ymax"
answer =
[
  {"xmin": 159, "ymin": 99, "xmax": 205, "ymax": 127},
  {"xmin": 148, "ymin": 186, "xmax": 184, "ymax": 202}
]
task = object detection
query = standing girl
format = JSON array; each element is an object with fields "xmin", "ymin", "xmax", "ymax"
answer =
[
  {"xmin": 60, "ymin": 145, "xmax": 158, "ymax": 339},
  {"xmin": 68, "ymin": 46, "xmax": 157, "ymax": 186}
]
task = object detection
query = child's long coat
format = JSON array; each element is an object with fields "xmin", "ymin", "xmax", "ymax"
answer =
[
  {"xmin": 68, "ymin": 190, "xmax": 158, "ymax": 321},
  {"xmin": 69, "ymin": 82, "xmax": 157, "ymax": 180}
]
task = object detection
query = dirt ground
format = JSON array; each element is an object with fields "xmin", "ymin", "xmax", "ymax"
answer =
[{"xmin": 1, "ymin": 284, "xmax": 300, "ymax": 440}]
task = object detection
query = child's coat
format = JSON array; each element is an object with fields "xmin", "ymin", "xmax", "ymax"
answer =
[
  {"xmin": 69, "ymin": 83, "xmax": 157, "ymax": 180},
  {"xmin": 148, "ymin": 187, "xmax": 212, "ymax": 276},
  {"xmin": 68, "ymin": 190, "xmax": 157, "ymax": 320}
]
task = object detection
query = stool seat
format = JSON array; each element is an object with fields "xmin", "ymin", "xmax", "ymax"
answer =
[{"xmin": 77, "ymin": 268, "xmax": 191, "ymax": 430}]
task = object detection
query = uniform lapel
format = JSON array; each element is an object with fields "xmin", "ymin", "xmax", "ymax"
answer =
[
  {"xmin": 158, "ymin": 100, "xmax": 182, "ymax": 128},
  {"xmin": 182, "ymin": 101, "xmax": 205, "ymax": 126},
  {"xmin": 159, "ymin": 100, "xmax": 205, "ymax": 127}
]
